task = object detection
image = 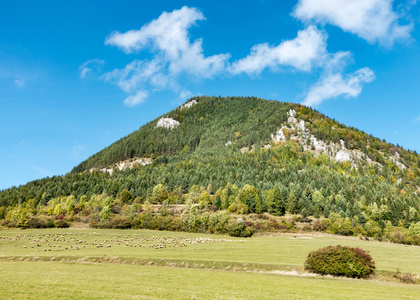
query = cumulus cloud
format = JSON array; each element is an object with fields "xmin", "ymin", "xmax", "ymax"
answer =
[
  {"xmin": 303, "ymin": 67, "xmax": 375, "ymax": 106},
  {"xmin": 92, "ymin": 6, "xmax": 375, "ymax": 107},
  {"xmin": 123, "ymin": 90, "xmax": 149, "ymax": 107},
  {"xmin": 293, "ymin": 0, "xmax": 413, "ymax": 46},
  {"xmin": 103, "ymin": 6, "xmax": 230, "ymax": 106},
  {"xmin": 229, "ymin": 23, "xmax": 373, "ymax": 107},
  {"xmin": 79, "ymin": 59, "xmax": 105, "ymax": 79},
  {"xmin": 323, "ymin": 51, "xmax": 353, "ymax": 73},
  {"xmin": 102, "ymin": 59, "xmax": 168, "ymax": 93},
  {"xmin": 230, "ymin": 26, "xmax": 355, "ymax": 77},
  {"xmin": 105, "ymin": 6, "xmax": 205, "ymax": 54},
  {"xmin": 179, "ymin": 89, "xmax": 193, "ymax": 100},
  {"xmin": 105, "ymin": 6, "xmax": 229, "ymax": 78},
  {"xmin": 230, "ymin": 26, "xmax": 327, "ymax": 75}
]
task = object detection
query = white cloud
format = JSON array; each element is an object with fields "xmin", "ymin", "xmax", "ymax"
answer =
[
  {"xmin": 14, "ymin": 77, "xmax": 25, "ymax": 88},
  {"xmin": 179, "ymin": 89, "xmax": 193, "ymax": 100},
  {"xmin": 102, "ymin": 59, "xmax": 167, "ymax": 93},
  {"xmin": 293, "ymin": 0, "xmax": 413, "ymax": 46},
  {"xmin": 230, "ymin": 23, "xmax": 374, "ymax": 106},
  {"xmin": 98, "ymin": 6, "xmax": 375, "ymax": 107},
  {"xmin": 230, "ymin": 26, "xmax": 327, "ymax": 75},
  {"xmin": 323, "ymin": 51, "xmax": 353, "ymax": 73},
  {"xmin": 79, "ymin": 59, "xmax": 105, "ymax": 79},
  {"xmin": 303, "ymin": 67, "xmax": 375, "ymax": 106},
  {"xmin": 102, "ymin": 59, "xmax": 183, "ymax": 105},
  {"xmin": 105, "ymin": 6, "xmax": 205, "ymax": 54},
  {"xmin": 105, "ymin": 6, "xmax": 229, "ymax": 78},
  {"xmin": 80, "ymin": 68, "xmax": 90, "ymax": 79},
  {"xmin": 103, "ymin": 6, "xmax": 230, "ymax": 106},
  {"xmin": 123, "ymin": 90, "xmax": 149, "ymax": 107}
]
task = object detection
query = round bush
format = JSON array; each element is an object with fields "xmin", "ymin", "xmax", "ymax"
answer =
[
  {"xmin": 53, "ymin": 219, "xmax": 70, "ymax": 228},
  {"xmin": 304, "ymin": 245, "xmax": 375, "ymax": 278}
]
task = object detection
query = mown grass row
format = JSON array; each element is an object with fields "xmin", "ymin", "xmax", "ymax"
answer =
[{"xmin": 2, "ymin": 261, "xmax": 420, "ymax": 300}]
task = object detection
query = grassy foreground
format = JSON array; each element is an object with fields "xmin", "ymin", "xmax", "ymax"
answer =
[
  {"xmin": 1, "ymin": 228, "xmax": 420, "ymax": 273},
  {"xmin": 1, "ymin": 261, "xmax": 420, "ymax": 300},
  {"xmin": 1, "ymin": 228, "xmax": 420, "ymax": 299}
]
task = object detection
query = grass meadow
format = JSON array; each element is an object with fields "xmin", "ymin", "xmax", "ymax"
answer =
[{"xmin": 1, "ymin": 228, "xmax": 420, "ymax": 299}]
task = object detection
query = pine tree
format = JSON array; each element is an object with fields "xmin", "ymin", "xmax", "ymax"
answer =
[
  {"xmin": 288, "ymin": 191, "xmax": 298, "ymax": 214},
  {"xmin": 213, "ymin": 195, "xmax": 222, "ymax": 210},
  {"xmin": 267, "ymin": 185, "xmax": 286, "ymax": 216}
]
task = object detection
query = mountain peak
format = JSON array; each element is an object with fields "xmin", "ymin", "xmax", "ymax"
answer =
[{"xmin": 71, "ymin": 96, "xmax": 416, "ymax": 175}]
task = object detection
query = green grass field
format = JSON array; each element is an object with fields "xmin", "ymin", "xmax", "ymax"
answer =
[{"xmin": 1, "ymin": 229, "xmax": 420, "ymax": 299}]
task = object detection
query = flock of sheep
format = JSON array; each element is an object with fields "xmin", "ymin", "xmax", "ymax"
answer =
[{"xmin": 3, "ymin": 232, "xmax": 241, "ymax": 251}]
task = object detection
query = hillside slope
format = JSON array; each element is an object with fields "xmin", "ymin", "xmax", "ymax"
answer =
[
  {"xmin": 72, "ymin": 96, "xmax": 291, "ymax": 173},
  {"xmin": 1, "ymin": 96, "xmax": 419, "ymax": 240},
  {"xmin": 72, "ymin": 96, "xmax": 419, "ymax": 174}
]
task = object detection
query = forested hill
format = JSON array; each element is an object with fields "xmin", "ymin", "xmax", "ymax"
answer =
[
  {"xmin": 72, "ymin": 96, "xmax": 419, "ymax": 173},
  {"xmin": 71, "ymin": 96, "xmax": 291, "ymax": 173},
  {"xmin": 1, "ymin": 96, "xmax": 420, "ymax": 238}
]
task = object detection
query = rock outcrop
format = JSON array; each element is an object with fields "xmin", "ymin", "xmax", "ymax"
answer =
[
  {"xmin": 270, "ymin": 109, "xmax": 406, "ymax": 169},
  {"xmin": 156, "ymin": 118, "xmax": 180, "ymax": 129},
  {"xmin": 180, "ymin": 99, "xmax": 197, "ymax": 110}
]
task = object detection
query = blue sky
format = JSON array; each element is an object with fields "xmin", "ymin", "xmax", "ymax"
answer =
[{"xmin": 1, "ymin": 0, "xmax": 420, "ymax": 190}]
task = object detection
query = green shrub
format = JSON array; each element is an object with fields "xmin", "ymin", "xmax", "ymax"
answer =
[
  {"xmin": 409, "ymin": 222, "xmax": 420, "ymax": 236},
  {"xmin": 387, "ymin": 226, "xmax": 411, "ymax": 244},
  {"xmin": 327, "ymin": 214, "xmax": 354, "ymax": 236},
  {"xmin": 228, "ymin": 201, "xmax": 249, "ymax": 214},
  {"xmin": 111, "ymin": 217, "xmax": 131, "ymax": 229},
  {"xmin": 304, "ymin": 245, "xmax": 375, "ymax": 278},
  {"xmin": 227, "ymin": 218, "xmax": 255, "ymax": 237},
  {"xmin": 93, "ymin": 220, "xmax": 112, "ymax": 229},
  {"xmin": 149, "ymin": 215, "xmax": 184, "ymax": 231},
  {"xmin": 27, "ymin": 216, "xmax": 54, "ymax": 228},
  {"xmin": 53, "ymin": 218, "xmax": 70, "ymax": 228},
  {"xmin": 0, "ymin": 219, "xmax": 17, "ymax": 227},
  {"xmin": 312, "ymin": 219, "xmax": 328, "ymax": 231}
]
